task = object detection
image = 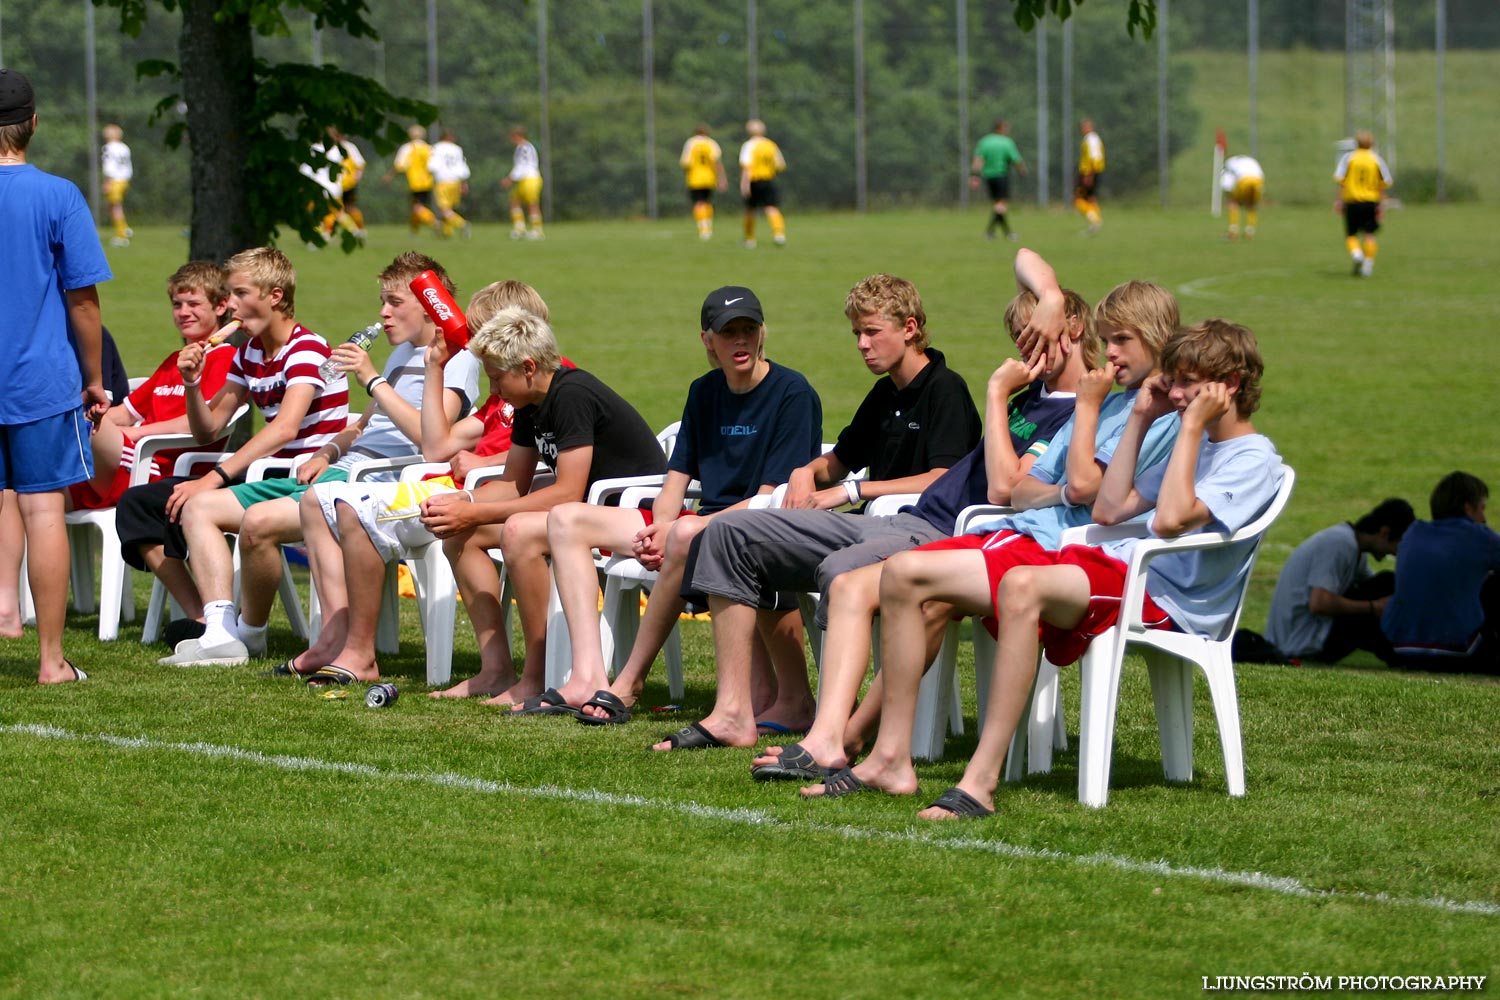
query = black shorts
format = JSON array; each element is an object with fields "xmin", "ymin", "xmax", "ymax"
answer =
[
  {"xmin": 1344, "ymin": 201, "xmax": 1379, "ymax": 237},
  {"xmin": 745, "ymin": 180, "xmax": 780, "ymax": 210},
  {"xmin": 984, "ymin": 175, "xmax": 1011, "ymax": 201},
  {"xmin": 689, "ymin": 187, "xmax": 715, "ymax": 205},
  {"xmin": 1075, "ymin": 173, "xmax": 1100, "ymax": 200},
  {"xmin": 343, "ymin": 185, "xmax": 360, "ymax": 206},
  {"xmin": 412, "ymin": 189, "xmax": 434, "ymax": 208}
]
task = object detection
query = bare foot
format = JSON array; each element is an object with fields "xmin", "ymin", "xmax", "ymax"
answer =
[
  {"xmin": 917, "ymin": 784, "xmax": 996, "ymax": 821},
  {"xmin": 650, "ymin": 713, "xmax": 758, "ymax": 751},
  {"xmin": 429, "ymin": 671, "xmax": 519, "ymax": 698},
  {"xmin": 481, "ymin": 680, "xmax": 542, "ymax": 708},
  {"xmin": 322, "ymin": 660, "xmax": 380, "ymax": 684},
  {"xmin": 799, "ymin": 756, "xmax": 919, "ymax": 799},
  {"xmin": 38, "ymin": 660, "xmax": 86, "ymax": 685},
  {"xmin": 0, "ymin": 614, "xmax": 23, "ymax": 639}
]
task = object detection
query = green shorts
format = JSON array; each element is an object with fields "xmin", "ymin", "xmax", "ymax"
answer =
[{"xmin": 229, "ymin": 467, "xmax": 348, "ymax": 508}]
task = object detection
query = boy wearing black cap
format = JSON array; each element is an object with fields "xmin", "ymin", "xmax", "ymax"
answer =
[
  {"xmin": 0, "ymin": 69, "xmax": 113, "ymax": 684},
  {"xmin": 494, "ymin": 286, "xmax": 822, "ymax": 719}
]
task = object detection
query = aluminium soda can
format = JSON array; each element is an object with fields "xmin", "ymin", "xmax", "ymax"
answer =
[{"xmin": 365, "ymin": 682, "xmax": 399, "ymax": 708}]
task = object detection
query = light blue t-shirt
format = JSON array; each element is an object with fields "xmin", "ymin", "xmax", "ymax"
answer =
[
  {"xmin": 967, "ymin": 389, "xmax": 1181, "ymax": 549},
  {"xmin": 336, "ymin": 342, "xmax": 482, "ymax": 480},
  {"xmin": 0, "ymin": 164, "xmax": 113, "ymax": 423},
  {"xmin": 1103, "ymin": 432, "xmax": 1283, "ymax": 639}
]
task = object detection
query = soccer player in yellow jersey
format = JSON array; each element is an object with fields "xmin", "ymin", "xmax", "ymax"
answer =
[
  {"xmin": 680, "ymin": 124, "xmax": 728, "ymax": 241},
  {"xmin": 739, "ymin": 119, "xmax": 787, "ymax": 248},
  {"xmin": 385, "ymin": 124, "xmax": 439, "ymax": 234},
  {"xmin": 329, "ymin": 127, "xmax": 367, "ymax": 237},
  {"xmin": 1074, "ymin": 118, "xmax": 1105, "ymax": 234},
  {"xmin": 1334, "ymin": 130, "xmax": 1393, "ymax": 278}
]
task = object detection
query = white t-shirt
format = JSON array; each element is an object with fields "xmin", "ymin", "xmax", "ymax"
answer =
[
  {"xmin": 102, "ymin": 141, "xmax": 133, "ymax": 182},
  {"xmin": 337, "ymin": 342, "xmax": 482, "ymax": 478},
  {"xmin": 1221, "ymin": 155, "xmax": 1264, "ymax": 192},
  {"xmin": 429, "ymin": 141, "xmax": 471, "ymax": 184}
]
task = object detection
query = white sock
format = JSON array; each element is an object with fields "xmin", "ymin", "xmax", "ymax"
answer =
[
  {"xmin": 200, "ymin": 600, "xmax": 238, "ymax": 647},
  {"xmin": 236, "ymin": 615, "xmax": 268, "ymax": 645}
]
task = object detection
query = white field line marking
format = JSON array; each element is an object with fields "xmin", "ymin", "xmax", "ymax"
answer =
[
  {"xmin": 4, "ymin": 721, "xmax": 1497, "ymax": 918},
  {"xmin": 1176, "ymin": 267, "xmax": 1304, "ymax": 300}
]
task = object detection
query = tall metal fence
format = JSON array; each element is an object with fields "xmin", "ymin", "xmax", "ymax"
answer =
[{"xmin": 3, "ymin": 0, "xmax": 1496, "ymax": 226}]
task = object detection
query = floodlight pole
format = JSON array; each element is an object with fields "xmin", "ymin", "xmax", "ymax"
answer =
[
  {"xmin": 1248, "ymin": 0, "xmax": 1259, "ymax": 156},
  {"xmin": 1435, "ymin": 0, "xmax": 1446, "ymax": 201},
  {"xmin": 425, "ymin": 0, "xmax": 438, "ymax": 133},
  {"xmin": 1061, "ymin": 17, "xmax": 1073, "ymax": 198},
  {"xmin": 311, "ymin": 16, "xmax": 322, "ymax": 65},
  {"xmin": 538, "ymin": 0, "xmax": 553, "ymax": 223},
  {"xmin": 1157, "ymin": 0, "xmax": 1169, "ymax": 208},
  {"xmin": 643, "ymin": 0, "xmax": 657, "ymax": 220},
  {"xmin": 1035, "ymin": 19, "xmax": 1048, "ymax": 207},
  {"xmin": 85, "ymin": 0, "xmax": 100, "ymax": 221},
  {"xmin": 854, "ymin": 0, "xmax": 867, "ymax": 212},
  {"xmin": 747, "ymin": 0, "xmax": 758, "ymax": 120},
  {"xmin": 956, "ymin": 0, "xmax": 969, "ymax": 208},
  {"xmin": 1383, "ymin": 0, "xmax": 1395, "ymax": 175}
]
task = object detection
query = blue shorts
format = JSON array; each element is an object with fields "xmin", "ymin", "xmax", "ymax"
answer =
[{"xmin": 0, "ymin": 407, "xmax": 93, "ymax": 493}]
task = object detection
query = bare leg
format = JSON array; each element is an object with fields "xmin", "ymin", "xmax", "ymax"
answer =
[
  {"xmin": 607, "ymin": 516, "xmax": 711, "ymax": 709},
  {"xmin": 548, "ymin": 502, "xmax": 646, "ymax": 707},
  {"xmin": 0, "ymin": 492, "xmax": 24, "ymax": 637},
  {"xmin": 440, "ymin": 522, "xmax": 521, "ymax": 702},
  {"xmin": 177, "ymin": 489, "xmax": 250, "ymax": 607},
  {"xmin": 288, "ymin": 488, "xmax": 348, "ymax": 675},
  {"xmin": 82, "ymin": 420, "xmax": 127, "ymax": 497},
  {"xmin": 754, "ymin": 562, "xmax": 884, "ymax": 771},
  {"xmin": 804, "ymin": 548, "xmax": 993, "ymax": 798},
  {"xmin": 917, "ymin": 564, "xmax": 1089, "ymax": 820},
  {"xmin": 489, "ymin": 511, "xmax": 551, "ymax": 706},
  {"xmin": 235, "ymin": 497, "xmax": 303, "ymax": 628},
  {"xmin": 750, "ymin": 607, "xmax": 814, "ymax": 731},
  {"xmin": 17, "ymin": 490, "xmax": 76, "ymax": 682},
  {"xmin": 306, "ymin": 502, "xmax": 386, "ymax": 682},
  {"xmin": 139, "ymin": 546, "xmax": 204, "ymax": 622}
]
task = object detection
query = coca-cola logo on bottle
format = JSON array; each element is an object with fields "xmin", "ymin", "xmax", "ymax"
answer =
[{"xmin": 421, "ymin": 287, "xmax": 454, "ymax": 323}]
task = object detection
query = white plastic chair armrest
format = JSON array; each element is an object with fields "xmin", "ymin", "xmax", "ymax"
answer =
[
  {"xmin": 864, "ymin": 492, "xmax": 921, "ymax": 517},
  {"xmin": 347, "ymin": 454, "xmax": 426, "ymax": 483},
  {"xmin": 954, "ymin": 504, "xmax": 1016, "ymax": 534},
  {"xmin": 586, "ymin": 473, "xmax": 669, "ymax": 507},
  {"xmin": 399, "ymin": 462, "xmax": 452, "ymax": 482}
]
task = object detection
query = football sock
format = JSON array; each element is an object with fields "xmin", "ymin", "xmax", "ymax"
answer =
[
  {"xmin": 766, "ymin": 208, "xmax": 786, "ymax": 240},
  {"xmin": 1363, "ymin": 237, "xmax": 1377, "ymax": 260},
  {"xmin": 743, "ymin": 213, "xmax": 756, "ymax": 243},
  {"xmin": 200, "ymin": 600, "xmax": 238, "ymax": 648},
  {"xmin": 994, "ymin": 211, "xmax": 1010, "ymax": 236},
  {"xmin": 1346, "ymin": 236, "xmax": 1363, "ymax": 260},
  {"xmin": 236, "ymin": 615, "xmax": 268, "ymax": 647}
]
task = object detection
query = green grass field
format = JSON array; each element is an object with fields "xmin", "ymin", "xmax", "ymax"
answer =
[{"xmin": 3, "ymin": 204, "xmax": 1498, "ymax": 998}]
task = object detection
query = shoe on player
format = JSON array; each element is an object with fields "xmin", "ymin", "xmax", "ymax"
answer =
[
  {"xmin": 1360, "ymin": 258, "xmax": 1374, "ymax": 278},
  {"xmin": 772, "ymin": 234, "xmax": 787, "ymax": 246},
  {"xmin": 157, "ymin": 636, "xmax": 249, "ymax": 667},
  {"xmin": 742, "ymin": 239, "xmax": 757, "ymax": 249}
]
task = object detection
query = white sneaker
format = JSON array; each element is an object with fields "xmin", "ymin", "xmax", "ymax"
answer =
[
  {"xmin": 157, "ymin": 637, "xmax": 249, "ymax": 667},
  {"xmin": 772, "ymin": 234, "xmax": 787, "ymax": 246},
  {"xmin": 510, "ymin": 229, "xmax": 524, "ymax": 241},
  {"xmin": 124, "ymin": 227, "xmax": 135, "ymax": 238},
  {"xmin": 110, "ymin": 237, "xmax": 130, "ymax": 247},
  {"xmin": 1360, "ymin": 258, "xmax": 1374, "ymax": 277},
  {"xmin": 526, "ymin": 229, "xmax": 543, "ymax": 241},
  {"xmin": 742, "ymin": 239, "xmax": 757, "ymax": 249}
]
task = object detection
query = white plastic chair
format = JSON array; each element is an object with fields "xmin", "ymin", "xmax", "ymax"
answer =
[
  {"xmin": 46, "ymin": 398, "xmax": 250, "ymax": 640},
  {"xmin": 1058, "ymin": 464, "xmax": 1296, "ymax": 807}
]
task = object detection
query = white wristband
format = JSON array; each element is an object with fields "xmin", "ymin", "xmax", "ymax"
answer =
[
  {"xmin": 460, "ymin": 489, "xmax": 475, "ymax": 503},
  {"xmin": 843, "ymin": 480, "xmax": 861, "ymax": 506},
  {"xmin": 182, "ymin": 376, "xmax": 201, "ymax": 389}
]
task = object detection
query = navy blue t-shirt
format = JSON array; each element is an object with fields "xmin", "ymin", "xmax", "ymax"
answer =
[
  {"xmin": 907, "ymin": 380, "xmax": 1078, "ymax": 533},
  {"xmin": 669, "ymin": 361, "xmax": 822, "ymax": 513}
]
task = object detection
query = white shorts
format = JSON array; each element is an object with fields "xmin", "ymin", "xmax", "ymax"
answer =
[{"xmin": 314, "ymin": 478, "xmax": 457, "ymax": 563}]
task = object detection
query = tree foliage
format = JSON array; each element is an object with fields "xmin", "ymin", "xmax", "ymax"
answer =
[
  {"xmin": 98, "ymin": 0, "xmax": 435, "ymax": 261},
  {"xmin": 1012, "ymin": 0, "xmax": 1159, "ymax": 39}
]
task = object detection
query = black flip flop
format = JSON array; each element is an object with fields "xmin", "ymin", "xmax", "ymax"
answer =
[
  {"xmin": 751, "ymin": 742, "xmax": 836, "ymax": 782},
  {"xmin": 926, "ymin": 786, "xmax": 995, "ymax": 819},
  {"xmin": 510, "ymin": 688, "xmax": 582, "ymax": 717},
  {"xmin": 653, "ymin": 721, "xmax": 726, "ymax": 750},
  {"xmin": 576, "ymin": 690, "xmax": 632, "ymax": 726}
]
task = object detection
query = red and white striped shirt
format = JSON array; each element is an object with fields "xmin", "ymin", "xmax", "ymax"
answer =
[{"xmin": 227, "ymin": 324, "xmax": 348, "ymax": 457}]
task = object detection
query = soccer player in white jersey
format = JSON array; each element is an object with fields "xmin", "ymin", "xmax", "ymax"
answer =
[
  {"xmin": 101, "ymin": 124, "xmax": 133, "ymax": 247},
  {"xmin": 500, "ymin": 126, "xmax": 544, "ymax": 241}
]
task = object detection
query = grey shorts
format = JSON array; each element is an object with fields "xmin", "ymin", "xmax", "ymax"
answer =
[{"xmin": 688, "ymin": 506, "xmax": 947, "ymax": 628}]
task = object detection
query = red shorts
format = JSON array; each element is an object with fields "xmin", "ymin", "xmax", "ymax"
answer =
[
  {"xmin": 914, "ymin": 530, "xmax": 1175, "ymax": 663},
  {"xmin": 67, "ymin": 464, "xmax": 131, "ymax": 510},
  {"xmin": 599, "ymin": 505, "xmax": 695, "ymax": 558}
]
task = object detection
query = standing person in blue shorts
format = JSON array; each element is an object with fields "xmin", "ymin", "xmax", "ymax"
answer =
[{"xmin": 0, "ymin": 69, "xmax": 112, "ymax": 684}]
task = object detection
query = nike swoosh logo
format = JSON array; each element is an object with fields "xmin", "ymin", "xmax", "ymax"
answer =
[{"xmin": 724, "ymin": 297, "xmax": 744, "ymax": 305}]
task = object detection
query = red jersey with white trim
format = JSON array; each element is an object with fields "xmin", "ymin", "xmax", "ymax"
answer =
[
  {"xmin": 122, "ymin": 342, "xmax": 237, "ymax": 478},
  {"xmin": 227, "ymin": 324, "xmax": 348, "ymax": 457}
]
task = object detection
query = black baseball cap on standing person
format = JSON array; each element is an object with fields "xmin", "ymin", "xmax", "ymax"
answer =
[
  {"xmin": 700, "ymin": 286, "xmax": 764, "ymax": 333},
  {"xmin": 0, "ymin": 70, "xmax": 36, "ymax": 127}
]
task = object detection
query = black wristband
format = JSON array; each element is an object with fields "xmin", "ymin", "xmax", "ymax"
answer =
[
  {"xmin": 364, "ymin": 374, "xmax": 385, "ymax": 394},
  {"xmin": 211, "ymin": 464, "xmax": 232, "ymax": 486}
]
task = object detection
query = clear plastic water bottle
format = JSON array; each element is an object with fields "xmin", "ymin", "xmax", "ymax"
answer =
[{"xmin": 320, "ymin": 322, "xmax": 383, "ymax": 382}]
